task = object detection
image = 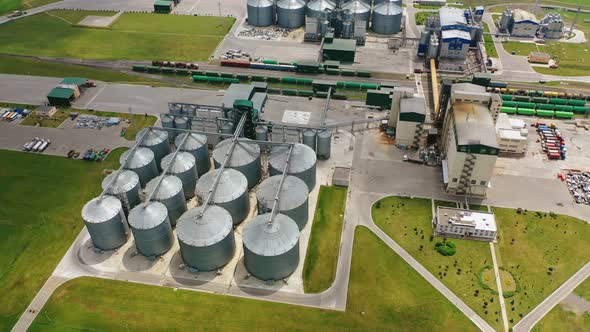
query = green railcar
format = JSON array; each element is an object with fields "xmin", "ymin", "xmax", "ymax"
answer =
[
  {"xmin": 162, "ymin": 67, "xmax": 175, "ymax": 74},
  {"xmin": 360, "ymin": 83, "xmax": 380, "ymax": 90},
  {"xmin": 205, "ymin": 71, "xmax": 220, "ymax": 77},
  {"xmin": 568, "ymin": 99, "xmax": 587, "ymax": 106},
  {"xmin": 298, "ymin": 90, "xmax": 314, "ymax": 97},
  {"xmin": 549, "ymin": 98, "xmax": 568, "ymax": 105},
  {"xmin": 282, "ymin": 89, "xmax": 298, "ymax": 96},
  {"xmin": 236, "ymin": 74, "xmax": 250, "ymax": 80},
  {"xmin": 340, "ymin": 70, "xmax": 355, "ymax": 76},
  {"xmin": 175, "ymin": 68, "xmax": 190, "ymax": 75},
  {"xmin": 502, "ymin": 101, "xmax": 517, "ymax": 107},
  {"xmin": 536, "ymin": 109, "xmax": 555, "ymax": 118},
  {"xmin": 132, "ymin": 65, "xmax": 147, "ymax": 72},
  {"xmin": 514, "ymin": 95, "xmax": 531, "ymax": 102},
  {"xmin": 282, "ymin": 77, "xmax": 297, "ymax": 84},
  {"xmin": 356, "ymin": 71, "xmax": 371, "ymax": 78},
  {"xmin": 326, "ymin": 69, "xmax": 340, "ymax": 75},
  {"xmin": 267, "ymin": 88, "xmax": 281, "ymax": 94},
  {"xmin": 500, "ymin": 107, "xmax": 517, "ymax": 114},
  {"xmin": 146, "ymin": 66, "xmax": 161, "ymax": 73},
  {"xmin": 555, "ymin": 111, "xmax": 574, "ymax": 119},
  {"xmin": 532, "ymin": 97, "xmax": 549, "ymax": 103},
  {"xmin": 316, "ymin": 91, "xmax": 328, "ymax": 98},
  {"xmin": 517, "ymin": 108, "xmax": 535, "ymax": 116},
  {"xmin": 193, "ymin": 75, "xmax": 208, "ymax": 82},
  {"xmin": 515, "ymin": 102, "xmax": 535, "ymax": 109},
  {"xmin": 554, "ymin": 105, "xmax": 573, "ymax": 112},
  {"xmin": 536, "ymin": 103, "xmax": 555, "ymax": 110},
  {"xmin": 573, "ymin": 106, "xmax": 589, "ymax": 114},
  {"xmin": 220, "ymin": 73, "xmax": 235, "ymax": 78},
  {"xmin": 251, "ymin": 76, "xmax": 266, "ymax": 82},
  {"xmin": 262, "ymin": 59, "xmax": 278, "ymax": 65},
  {"xmin": 501, "ymin": 94, "xmax": 513, "ymax": 101}
]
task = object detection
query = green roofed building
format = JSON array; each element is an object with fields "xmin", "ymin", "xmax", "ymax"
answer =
[
  {"xmin": 47, "ymin": 87, "xmax": 75, "ymax": 106},
  {"xmin": 60, "ymin": 77, "xmax": 87, "ymax": 86},
  {"xmin": 154, "ymin": 0, "xmax": 173, "ymax": 13},
  {"xmin": 322, "ymin": 38, "xmax": 357, "ymax": 63}
]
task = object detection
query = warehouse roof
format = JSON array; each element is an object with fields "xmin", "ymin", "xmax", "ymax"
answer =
[
  {"xmin": 513, "ymin": 9, "xmax": 538, "ymax": 23},
  {"xmin": 441, "ymin": 29, "xmax": 471, "ymax": 41},
  {"xmin": 452, "ymin": 102, "xmax": 498, "ymax": 148},
  {"xmin": 60, "ymin": 77, "xmax": 87, "ymax": 86},
  {"xmin": 437, "ymin": 207, "xmax": 497, "ymax": 232},
  {"xmin": 439, "ymin": 7, "xmax": 467, "ymax": 27},
  {"xmin": 400, "ymin": 97, "xmax": 426, "ymax": 115},
  {"xmin": 47, "ymin": 87, "xmax": 74, "ymax": 99},
  {"xmin": 323, "ymin": 38, "xmax": 357, "ymax": 52},
  {"xmin": 529, "ymin": 51, "xmax": 550, "ymax": 58},
  {"xmin": 222, "ymin": 84, "xmax": 255, "ymax": 107}
]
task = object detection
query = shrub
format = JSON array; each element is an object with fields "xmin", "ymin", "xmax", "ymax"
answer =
[{"xmin": 435, "ymin": 240, "xmax": 457, "ymax": 256}]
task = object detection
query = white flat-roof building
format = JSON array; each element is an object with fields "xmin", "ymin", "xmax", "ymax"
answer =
[
  {"xmin": 441, "ymin": 84, "xmax": 500, "ymax": 197},
  {"xmin": 496, "ymin": 113, "xmax": 528, "ymax": 154},
  {"xmin": 434, "ymin": 206, "xmax": 497, "ymax": 241}
]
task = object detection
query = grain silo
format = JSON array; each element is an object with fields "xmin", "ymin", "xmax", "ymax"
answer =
[
  {"xmin": 341, "ymin": 0, "xmax": 371, "ymax": 28},
  {"xmin": 137, "ymin": 128, "xmax": 171, "ymax": 171},
  {"xmin": 161, "ymin": 114, "xmax": 176, "ymax": 141},
  {"xmin": 176, "ymin": 206, "xmax": 235, "ymax": 271},
  {"xmin": 317, "ymin": 129, "xmax": 332, "ymax": 159},
  {"xmin": 101, "ymin": 170, "xmax": 141, "ymax": 216},
  {"xmin": 161, "ymin": 152, "xmax": 198, "ymax": 199},
  {"xmin": 212, "ymin": 139, "xmax": 261, "ymax": 189},
  {"xmin": 306, "ymin": 0, "xmax": 336, "ymax": 19},
  {"xmin": 195, "ymin": 168, "xmax": 249, "ymax": 225},
  {"xmin": 269, "ymin": 143, "xmax": 316, "ymax": 190},
  {"xmin": 82, "ymin": 195, "xmax": 129, "ymax": 251},
  {"xmin": 242, "ymin": 213, "xmax": 300, "ymax": 281},
  {"xmin": 175, "ymin": 133, "xmax": 210, "ymax": 176},
  {"xmin": 145, "ymin": 175, "xmax": 187, "ymax": 227},
  {"xmin": 277, "ymin": 0, "xmax": 306, "ymax": 28},
  {"xmin": 247, "ymin": 0, "xmax": 275, "ymax": 27},
  {"xmin": 255, "ymin": 125, "xmax": 269, "ymax": 142},
  {"xmin": 174, "ymin": 116, "xmax": 190, "ymax": 131},
  {"xmin": 128, "ymin": 201, "xmax": 174, "ymax": 257},
  {"xmin": 120, "ymin": 147, "xmax": 159, "ymax": 187},
  {"xmin": 256, "ymin": 175, "xmax": 309, "ymax": 230},
  {"xmin": 221, "ymin": 122, "xmax": 234, "ymax": 137},
  {"xmin": 302, "ymin": 128, "xmax": 317, "ymax": 151},
  {"xmin": 371, "ymin": 1, "xmax": 402, "ymax": 35}
]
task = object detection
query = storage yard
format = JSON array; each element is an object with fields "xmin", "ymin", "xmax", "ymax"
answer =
[{"xmin": 3, "ymin": 0, "xmax": 590, "ymax": 331}]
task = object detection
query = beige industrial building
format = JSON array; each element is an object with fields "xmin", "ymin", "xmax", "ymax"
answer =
[
  {"xmin": 395, "ymin": 97, "xmax": 427, "ymax": 147},
  {"xmin": 510, "ymin": 9, "xmax": 539, "ymax": 37},
  {"xmin": 440, "ymin": 84, "xmax": 500, "ymax": 197},
  {"xmin": 434, "ymin": 206, "xmax": 497, "ymax": 241},
  {"xmin": 496, "ymin": 113, "xmax": 528, "ymax": 154}
]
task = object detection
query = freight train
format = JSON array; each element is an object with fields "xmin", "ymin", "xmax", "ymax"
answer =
[{"xmin": 220, "ymin": 59, "xmax": 371, "ymax": 77}]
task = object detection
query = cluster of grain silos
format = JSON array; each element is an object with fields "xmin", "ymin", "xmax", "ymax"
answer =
[
  {"xmin": 82, "ymin": 123, "xmax": 323, "ymax": 282},
  {"xmin": 247, "ymin": 0, "xmax": 307, "ymax": 29}
]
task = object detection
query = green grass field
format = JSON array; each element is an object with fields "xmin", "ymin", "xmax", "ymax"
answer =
[
  {"xmin": 0, "ymin": 55, "xmax": 168, "ymax": 85},
  {"xmin": 483, "ymin": 23, "xmax": 499, "ymax": 58},
  {"xmin": 29, "ymin": 228, "xmax": 476, "ymax": 331},
  {"xmin": 20, "ymin": 108, "xmax": 157, "ymax": 140},
  {"xmin": 492, "ymin": 207, "xmax": 590, "ymax": 325},
  {"xmin": 502, "ymin": 41, "xmax": 546, "ymax": 56},
  {"xmin": 415, "ymin": 11, "xmax": 436, "ymax": 25},
  {"xmin": 532, "ymin": 278, "xmax": 590, "ymax": 331},
  {"xmin": 0, "ymin": 10, "xmax": 235, "ymax": 61},
  {"xmin": 533, "ymin": 42, "xmax": 590, "ymax": 76},
  {"xmin": 303, "ymin": 186, "xmax": 347, "ymax": 293},
  {"xmin": 372, "ymin": 196, "xmax": 503, "ymax": 331},
  {"xmin": 574, "ymin": 278, "xmax": 590, "ymax": 301},
  {"xmin": 0, "ymin": 148, "xmax": 126, "ymax": 331},
  {"xmin": 0, "ymin": 0, "xmax": 59, "ymax": 15},
  {"xmin": 460, "ymin": 0, "xmax": 589, "ymax": 10}
]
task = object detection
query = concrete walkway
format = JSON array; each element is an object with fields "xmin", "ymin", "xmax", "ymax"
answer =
[{"xmin": 490, "ymin": 242, "xmax": 509, "ymax": 332}]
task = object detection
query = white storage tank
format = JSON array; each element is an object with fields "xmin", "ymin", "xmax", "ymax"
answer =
[
  {"xmin": 137, "ymin": 128, "xmax": 172, "ymax": 171},
  {"xmin": 195, "ymin": 168, "xmax": 249, "ymax": 225},
  {"xmin": 256, "ymin": 175, "xmax": 309, "ymax": 230},
  {"xmin": 176, "ymin": 206, "xmax": 235, "ymax": 271},
  {"xmin": 101, "ymin": 170, "xmax": 141, "ymax": 216},
  {"xmin": 82, "ymin": 195, "xmax": 129, "ymax": 251},
  {"xmin": 120, "ymin": 147, "xmax": 159, "ymax": 188},
  {"xmin": 175, "ymin": 132, "xmax": 210, "ymax": 176},
  {"xmin": 269, "ymin": 143, "xmax": 316, "ymax": 191},
  {"xmin": 212, "ymin": 139, "xmax": 261, "ymax": 189},
  {"xmin": 161, "ymin": 152, "xmax": 198, "ymax": 199},
  {"xmin": 145, "ymin": 175, "xmax": 187, "ymax": 227},
  {"xmin": 128, "ymin": 201, "xmax": 174, "ymax": 257},
  {"xmin": 242, "ymin": 213, "xmax": 300, "ymax": 281}
]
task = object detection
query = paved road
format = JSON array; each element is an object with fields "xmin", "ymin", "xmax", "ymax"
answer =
[
  {"xmin": 490, "ymin": 242, "xmax": 509, "ymax": 332},
  {"xmin": 513, "ymin": 260, "xmax": 590, "ymax": 332}
]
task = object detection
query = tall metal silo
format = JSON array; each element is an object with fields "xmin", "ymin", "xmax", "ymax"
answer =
[
  {"xmin": 101, "ymin": 170, "xmax": 141, "ymax": 216},
  {"xmin": 175, "ymin": 133, "xmax": 210, "ymax": 176},
  {"xmin": 269, "ymin": 143, "xmax": 316, "ymax": 191},
  {"xmin": 137, "ymin": 128, "xmax": 171, "ymax": 171},
  {"xmin": 145, "ymin": 175, "xmax": 187, "ymax": 227},
  {"xmin": 277, "ymin": 0, "xmax": 306, "ymax": 28},
  {"xmin": 306, "ymin": 0, "xmax": 336, "ymax": 19},
  {"xmin": 161, "ymin": 152, "xmax": 198, "ymax": 199},
  {"xmin": 317, "ymin": 129, "xmax": 332, "ymax": 159},
  {"xmin": 242, "ymin": 213, "xmax": 300, "ymax": 281},
  {"xmin": 176, "ymin": 206, "xmax": 235, "ymax": 271},
  {"xmin": 212, "ymin": 139, "xmax": 261, "ymax": 189},
  {"xmin": 341, "ymin": 0, "xmax": 370, "ymax": 28},
  {"xmin": 255, "ymin": 125, "xmax": 269, "ymax": 142},
  {"xmin": 82, "ymin": 195, "xmax": 129, "ymax": 251},
  {"xmin": 128, "ymin": 201, "xmax": 174, "ymax": 257},
  {"xmin": 120, "ymin": 147, "xmax": 159, "ymax": 188},
  {"xmin": 174, "ymin": 116, "xmax": 190, "ymax": 131},
  {"xmin": 220, "ymin": 122, "xmax": 234, "ymax": 138},
  {"xmin": 161, "ymin": 114, "xmax": 176, "ymax": 141},
  {"xmin": 247, "ymin": 0, "xmax": 275, "ymax": 27},
  {"xmin": 371, "ymin": 1, "xmax": 402, "ymax": 35},
  {"xmin": 195, "ymin": 169, "xmax": 249, "ymax": 225},
  {"xmin": 256, "ymin": 175, "xmax": 309, "ymax": 230},
  {"xmin": 302, "ymin": 129, "xmax": 317, "ymax": 151}
]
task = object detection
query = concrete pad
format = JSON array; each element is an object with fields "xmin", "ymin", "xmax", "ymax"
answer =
[{"xmin": 77, "ymin": 12, "xmax": 121, "ymax": 28}]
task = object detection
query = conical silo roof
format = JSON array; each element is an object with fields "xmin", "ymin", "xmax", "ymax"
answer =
[
  {"xmin": 243, "ymin": 213, "xmax": 300, "ymax": 256},
  {"xmin": 119, "ymin": 147, "xmax": 155, "ymax": 169},
  {"xmin": 82, "ymin": 196, "xmax": 122, "ymax": 223},
  {"xmin": 176, "ymin": 206, "xmax": 233, "ymax": 247},
  {"xmin": 269, "ymin": 143, "xmax": 316, "ymax": 174},
  {"xmin": 145, "ymin": 175, "xmax": 183, "ymax": 201},
  {"xmin": 128, "ymin": 201, "xmax": 168, "ymax": 230},
  {"xmin": 102, "ymin": 170, "xmax": 139, "ymax": 195},
  {"xmin": 137, "ymin": 128, "xmax": 168, "ymax": 146},
  {"xmin": 195, "ymin": 169, "xmax": 248, "ymax": 204},
  {"xmin": 161, "ymin": 152, "xmax": 196, "ymax": 174}
]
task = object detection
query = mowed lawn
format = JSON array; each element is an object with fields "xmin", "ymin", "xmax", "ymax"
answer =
[
  {"xmin": 0, "ymin": 0, "xmax": 59, "ymax": 15},
  {"xmin": 0, "ymin": 10, "xmax": 235, "ymax": 61},
  {"xmin": 532, "ymin": 278, "xmax": 590, "ymax": 332},
  {"xmin": 30, "ymin": 228, "xmax": 476, "ymax": 331},
  {"xmin": 303, "ymin": 186, "xmax": 347, "ymax": 293},
  {"xmin": 534, "ymin": 42, "xmax": 590, "ymax": 76},
  {"xmin": 0, "ymin": 148, "xmax": 126, "ymax": 331},
  {"xmin": 492, "ymin": 207, "xmax": 590, "ymax": 325},
  {"xmin": 372, "ymin": 196, "xmax": 503, "ymax": 331}
]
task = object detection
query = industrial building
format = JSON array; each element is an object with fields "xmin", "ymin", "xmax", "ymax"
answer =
[
  {"xmin": 499, "ymin": 9, "xmax": 539, "ymax": 38},
  {"xmin": 434, "ymin": 206, "xmax": 497, "ymax": 241},
  {"xmin": 528, "ymin": 52, "xmax": 551, "ymax": 64},
  {"xmin": 395, "ymin": 97, "xmax": 427, "ymax": 147},
  {"xmin": 440, "ymin": 83, "xmax": 500, "ymax": 197},
  {"xmin": 416, "ymin": 0, "xmax": 446, "ymax": 6},
  {"xmin": 495, "ymin": 113, "xmax": 528, "ymax": 154},
  {"xmin": 539, "ymin": 13, "xmax": 564, "ymax": 39},
  {"xmin": 321, "ymin": 34, "xmax": 357, "ymax": 62}
]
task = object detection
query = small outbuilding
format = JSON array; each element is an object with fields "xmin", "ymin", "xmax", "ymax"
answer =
[
  {"xmin": 322, "ymin": 38, "xmax": 357, "ymax": 63},
  {"xmin": 528, "ymin": 52, "xmax": 551, "ymax": 64},
  {"xmin": 47, "ymin": 87, "xmax": 75, "ymax": 107},
  {"xmin": 35, "ymin": 105, "xmax": 58, "ymax": 117}
]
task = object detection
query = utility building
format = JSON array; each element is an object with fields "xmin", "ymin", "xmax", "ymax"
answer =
[
  {"xmin": 495, "ymin": 113, "xmax": 528, "ymax": 154},
  {"xmin": 440, "ymin": 30, "xmax": 471, "ymax": 59},
  {"xmin": 440, "ymin": 84, "xmax": 500, "ymax": 197},
  {"xmin": 434, "ymin": 206, "xmax": 497, "ymax": 241},
  {"xmin": 501, "ymin": 9, "xmax": 539, "ymax": 37},
  {"xmin": 395, "ymin": 97, "xmax": 427, "ymax": 147}
]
